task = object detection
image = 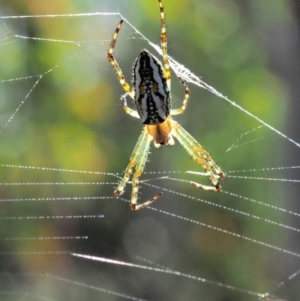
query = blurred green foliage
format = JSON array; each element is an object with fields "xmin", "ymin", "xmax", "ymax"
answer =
[{"xmin": 0, "ymin": 0, "xmax": 298, "ymax": 300}]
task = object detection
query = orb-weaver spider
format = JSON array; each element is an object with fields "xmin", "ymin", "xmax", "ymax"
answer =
[{"xmin": 107, "ymin": 0, "xmax": 225, "ymax": 211}]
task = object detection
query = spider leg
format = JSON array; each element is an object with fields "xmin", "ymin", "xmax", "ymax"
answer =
[
  {"xmin": 172, "ymin": 121, "xmax": 225, "ymax": 190},
  {"xmin": 114, "ymin": 127, "xmax": 148, "ymax": 198},
  {"xmin": 158, "ymin": 0, "xmax": 171, "ymax": 89},
  {"xmin": 107, "ymin": 20, "xmax": 134, "ymax": 98},
  {"xmin": 130, "ymin": 132, "xmax": 162, "ymax": 211},
  {"xmin": 171, "ymin": 77, "xmax": 191, "ymax": 115},
  {"xmin": 121, "ymin": 93, "xmax": 140, "ymax": 119},
  {"xmin": 114, "ymin": 127, "xmax": 160, "ymax": 210},
  {"xmin": 134, "ymin": 192, "xmax": 162, "ymax": 211}
]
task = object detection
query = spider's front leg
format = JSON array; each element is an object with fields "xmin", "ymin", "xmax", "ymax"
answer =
[
  {"xmin": 114, "ymin": 127, "xmax": 148, "ymax": 198},
  {"xmin": 131, "ymin": 132, "xmax": 162, "ymax": 211},
  {"xmin": 172, "ymin": 121, "xmax": 225, "ymax": 191},
  {"xmin": 114, "ymin": 127, "xmax": 161, "ymax": 211}
]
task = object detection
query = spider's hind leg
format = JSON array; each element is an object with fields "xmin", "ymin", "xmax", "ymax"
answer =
[
  {"xmin": 171, "ymin": 77, "xmax": 191, "ymax": 116},
  {"xmin": 121, "ymin": 93, "xmax": 140, "ymax": 119},
  {"xmin": 158, "ymin": 0, "xmax": 171, "ymax": 88},
  {"xmin": 107, "ymin": 20, "xmax": 135, "ymax": 99}
]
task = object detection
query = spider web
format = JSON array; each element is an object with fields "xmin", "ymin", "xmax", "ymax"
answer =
[{"xmin": 0, "ymin": 1, "xmax": 299, "ymax": 301}]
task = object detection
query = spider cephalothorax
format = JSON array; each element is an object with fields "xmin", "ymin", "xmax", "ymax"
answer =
[{"xmin": 107, "ymin": 0, "xmax": 225, "ymax": 211}]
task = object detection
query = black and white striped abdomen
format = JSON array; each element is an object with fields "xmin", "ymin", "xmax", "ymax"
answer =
[{"xmin": 133, "ymin": 50, "xmax": 171, "ymax": 125}]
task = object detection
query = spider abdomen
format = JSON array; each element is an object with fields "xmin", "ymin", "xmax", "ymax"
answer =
[{"xmin": 133, "ymin": 50, "xmax": 171, "ymax": 125}]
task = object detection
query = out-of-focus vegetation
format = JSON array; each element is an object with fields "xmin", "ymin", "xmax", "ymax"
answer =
[{"xmin": 0, "ymin": 0, "xmax": 299, "ymax": 300}]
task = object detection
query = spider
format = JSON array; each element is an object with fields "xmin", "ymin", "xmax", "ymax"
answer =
[{"xmin": 107, "ymin": 0, "xmax": 225, "ymax": 211}]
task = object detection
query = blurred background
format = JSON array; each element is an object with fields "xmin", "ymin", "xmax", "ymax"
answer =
[{"xmin": 0, "ymin": 0, "xmax": 300, "ymax": 300}]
